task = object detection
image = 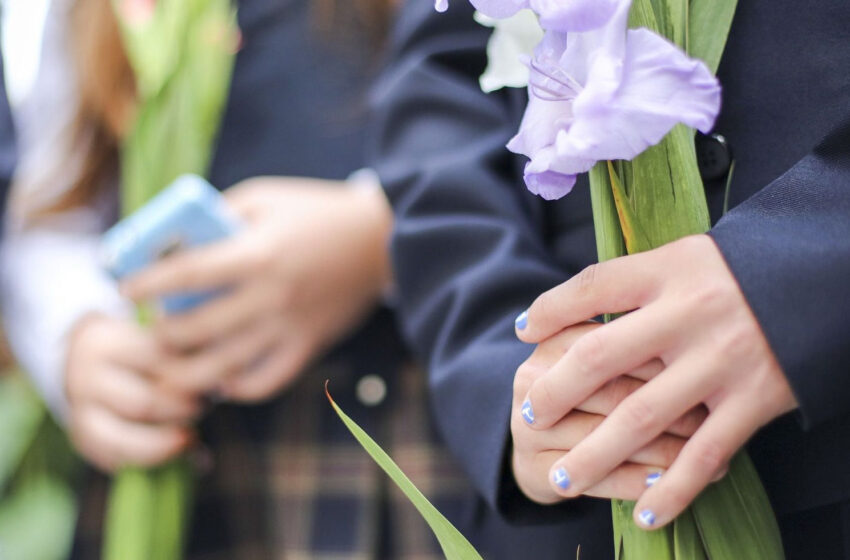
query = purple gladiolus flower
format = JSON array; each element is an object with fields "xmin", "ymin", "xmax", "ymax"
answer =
[
  {"xmin": 437, "ymin": 0, "xmax": 625, "ymax": 32},
  {"xmin": 530, "ymin": 0, "xmax": 624, "ymax": 32},
  {"xmin": 507, "ymin": 1, "xmax": 721, "ymax": 200}
]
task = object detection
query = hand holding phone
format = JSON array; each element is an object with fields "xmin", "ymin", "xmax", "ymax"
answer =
[{"xmin": 101, "ymin": 174, "xmax": 240, "ymax": 313}]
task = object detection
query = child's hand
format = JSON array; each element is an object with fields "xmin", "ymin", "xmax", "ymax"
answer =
[
  {"xmin": 514, "ymin": 235, "xmax": 796, "ymax": 528},
  {"xmin": 65, "ymin": 315, "xmax": 201, "ymax": 471},
  {"xmin": 511, "ymin": 322, "xmax": 708, "ymax": 504},
  {"xmin": 121, "ymin": 177, "xmax": 392, "ymax": 402}
]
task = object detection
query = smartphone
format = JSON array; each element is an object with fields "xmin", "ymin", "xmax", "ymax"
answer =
[{"xmin": 101, "ymin": 174, "xmax": 240, "ymax": 313}]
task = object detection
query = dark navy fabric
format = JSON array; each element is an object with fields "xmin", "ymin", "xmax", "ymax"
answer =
[
  {"xmin": 208, "ymin": 0, "xmax": 405, "ymax": 418},
  {"xmin": 178, "ymin": 1, "xmax": 604, "ymax": 557},
  {"xmin": 0, "ymin": 53, "xmax": 16, "ymax": 229},
  {"xmin": 210, "ymin": 0, "xmax": 379, "ymax": 187},
  {"xmin": 374, "ymin": 0, "xmax": 850, "ymax": 556}
]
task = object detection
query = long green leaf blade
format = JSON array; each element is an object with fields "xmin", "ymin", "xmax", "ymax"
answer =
[
  {"xmin": 692, "ymin": 453, "xmax": 785, "ymax": 559},
  {"xmin": 0, "ymin": 374, "xmax": 45, "ymax": 491},
  {"xmin": 673, "ymin": 508, "xmax": 707, "ymax": 559},
  {"xmin": 326, "ymin": 384, "xmax": 483, "ymax": 560},
  {"xmin": 616, "ymin": 500, "xmax": 676, "ymax": 560},
  {"xmin": 0, "ymin": 476, "xmax": 77, "ymax": 560},
  {"xmin": 688, "ymin": 0, "xmax": 738, "ymax": 73}
]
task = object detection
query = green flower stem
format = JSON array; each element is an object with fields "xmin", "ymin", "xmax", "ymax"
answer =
[
  {"xmin": 589, "ymin": 2, "xmax": 784, "ymax": 557},
  {"xmin": 103, "ymin": 1, "xmax": 237, "ymax": 558}
]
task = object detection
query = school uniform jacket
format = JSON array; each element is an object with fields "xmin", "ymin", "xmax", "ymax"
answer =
[{"xmin": 374, "ymin": 0, "xmax": 850, "ymax": 557}]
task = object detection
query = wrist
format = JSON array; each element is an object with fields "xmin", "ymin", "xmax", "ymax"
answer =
[{"xmin": 350, "ymin": 181, "xmax": 394, "ymax": 299}]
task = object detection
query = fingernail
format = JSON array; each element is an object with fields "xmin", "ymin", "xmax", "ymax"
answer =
[
  {"xmin": 515, "ymin": 311, "xmax": 528, "ymax": 331},
  {"xmin": 645, "ymin": 472, "xmax": 662, "ymax": 487},
  {"xmin": 520, "ymin": 399, "xmax": 535, "ymax": 425},
  {"xmin": 638, "ymin": 509, "xmax": 656, "ymax": 527},
  {"xmin": 552, "ymin": 467, "xmax": 570, "ymax": 490}
]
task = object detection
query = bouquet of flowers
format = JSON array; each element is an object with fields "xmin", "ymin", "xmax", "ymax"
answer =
[
  {"xmin": 334, "ymin": 1, "xmax": 785, "ymax": 559},
  {"xmin": 103, "ymin": 1, "xmax": 237, "ymax": 558},
  {"xmin": 436, "ymin": 0, "xmax": 786, "ymax": 557}
]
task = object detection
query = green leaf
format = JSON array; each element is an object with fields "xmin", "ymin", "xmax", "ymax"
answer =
[
  {"xmin": 607, "ymin": 162, "xmax": 653, "ymax": 254},
  {"xmin": 0, "ymin": 374, "xmax": 45, "ymax": 492},
  {"xmin": 104, "ymin": 467, "xmax": 159, "ymax": 560},
  {"xmin": 326, "ymin": 385, "xmax": 483, "ymax": 560},
  {"xmin": 688, "ymin": 0, "xmax": 738, "ymax": 74},
  {"xmin": 104, "ymin": 1, "xmax": 238, "ymax": 558},
  {"xmin": 673, "ymin": 509, "xmax": 707, "ymax": 560},
  {"xmin": 151, "ymin": 459, "xmax": 194, "ymax": 559},
  {"xmin": 615, "ymin": 500, "xmax": 676, "ymax": 560},
  {"xmin": 692, "ymin": 453, "xmax": 785, "ymax": 559},
  {"xmin": 592, "ymin": 3, "xmax": 783, "ymax": 560},
  {"xmin": 0, "ymin": 475, "xmax": 77, "ymax": 560},
  {"xmin": 588, "ymin": 163, "xmax": 626, "ymax": 264}
]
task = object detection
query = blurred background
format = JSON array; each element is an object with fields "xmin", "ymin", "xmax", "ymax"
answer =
[{"xmin": 1, "ymin": 4, "xmax": 81, "ymax": 560}]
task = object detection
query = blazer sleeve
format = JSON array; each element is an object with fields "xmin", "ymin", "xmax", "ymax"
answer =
[
  {"xmin": 710, "ymin": 116, "xmax": 850, "ymax": 430},
  {"xmin": 372, "ymin": 1, "xmax": 600, "ymax": 524}
]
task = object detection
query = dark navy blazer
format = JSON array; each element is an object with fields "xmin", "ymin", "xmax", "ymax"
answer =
[
  {"xmin": 199, "ymin": 1, "xmax": 611, "ymax": 556},
  {"xmin": 207, "ymin": 0, "xmax": 410, "ymax": 424},
  {"xmin": 374, "ymin": 0, "xmax": 850, "ymax": 556}
]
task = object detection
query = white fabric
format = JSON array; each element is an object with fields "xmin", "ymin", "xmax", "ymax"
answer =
[
  {"xmin": 1, "ymin": 226, "xmax": 133, "ymax": 423},
  {"xmin": 1, "ymin": 0, "xmax": 130, "ymax": 424}
]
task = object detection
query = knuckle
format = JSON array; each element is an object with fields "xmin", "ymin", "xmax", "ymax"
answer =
[
  {"xmin": 692, "ymin": 438, "xmax": 727, "ymax": 475},
  {"xmin": 576, "ymin": 264, "xmax": 599, "ymax": 296},
  {"xmin": 720, "ymin": 321, "xmax": 760, "ymax": 358},
  {"xmin": 571, "ymin": 331, "xmax": 607, "ymax": 377},
  {"xmin": 688, "ymin": 280, "xmax": 736, "ymax": 317},
  {"xmin": 513, "ymin": 362, "xmax": 538, "ymax": 397},
  {"xmin": 513, "ymin": 456, "xmax": 558, "ymax": 505},
  {"xmin": 534, "ymin": 375, "xmax": 561, "ymax": 420},
  {"xmin": 128, "ymin": 393, "xmax": 158, "ymax": 421},
  {"xmin": 619, "ymin": 394, "xmax": 659, "ymax": 434},
  {"xmin": 532, "ymin": 291, "xmax": 557, "ymax": 325}
]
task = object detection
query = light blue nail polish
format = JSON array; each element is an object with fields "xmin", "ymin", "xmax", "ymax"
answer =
[
  {"xmin": 638, "ymin": 509, "xmax": 656, "ymax": 526},
  {"xmin": 645, "ymin": 472, "xmax": 662, "ymax": 487},
  {"xmin": 520, "ymin": 399, "xmax": 535, "ymax": 425},
  {"xmin": 552, "ymin": 467, "xmax": 570, "ymax": 490},
  {"xmin": 515, "ymin": 311, "xmax": 528, "ymax": 330}
]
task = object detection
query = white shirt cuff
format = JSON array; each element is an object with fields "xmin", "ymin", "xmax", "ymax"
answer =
[{"xmin": 1, "ymin": 228, "xmax": 133, "ymax": 424}]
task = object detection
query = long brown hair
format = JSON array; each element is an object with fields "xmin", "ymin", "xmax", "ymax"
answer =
[{"xmin": 41, "ymin": 0, "xmax": 392, "ymax": 216}]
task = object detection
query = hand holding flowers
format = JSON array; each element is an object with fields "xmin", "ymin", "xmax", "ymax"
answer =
[
  {"xmin": 65, "ymin": 315, "xmax": 200, "ymax": 472},
  {"xmin": 513, "ymin": 235, "xmax": 798, "ymax": 528},
  {"xmin": 510, "ymin": 321, "xmax": 708, "ymax": 505}
]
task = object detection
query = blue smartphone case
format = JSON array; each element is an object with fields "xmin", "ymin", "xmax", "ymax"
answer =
[{"xmin": 101, "ymin": 174, "xmax": 240, "ymax": 313}]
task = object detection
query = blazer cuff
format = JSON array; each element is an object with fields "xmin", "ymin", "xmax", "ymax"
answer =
[{"xmin": 709, "ymin": 151, "xmax": 850, "ymax": 429}]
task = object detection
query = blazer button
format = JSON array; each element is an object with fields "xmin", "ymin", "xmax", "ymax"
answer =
[
  {"xmin": 356, "ymin": 374, "xmax": 387, "ymax": 407},
  {"xmin": 696, "ymin": 133, "xmax": 733, "ymax": 182}
]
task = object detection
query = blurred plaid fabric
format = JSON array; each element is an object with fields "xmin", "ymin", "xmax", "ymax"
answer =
[{"xmin": 72, "ymin": 356, "xmax": 473, "ymax": 559}]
